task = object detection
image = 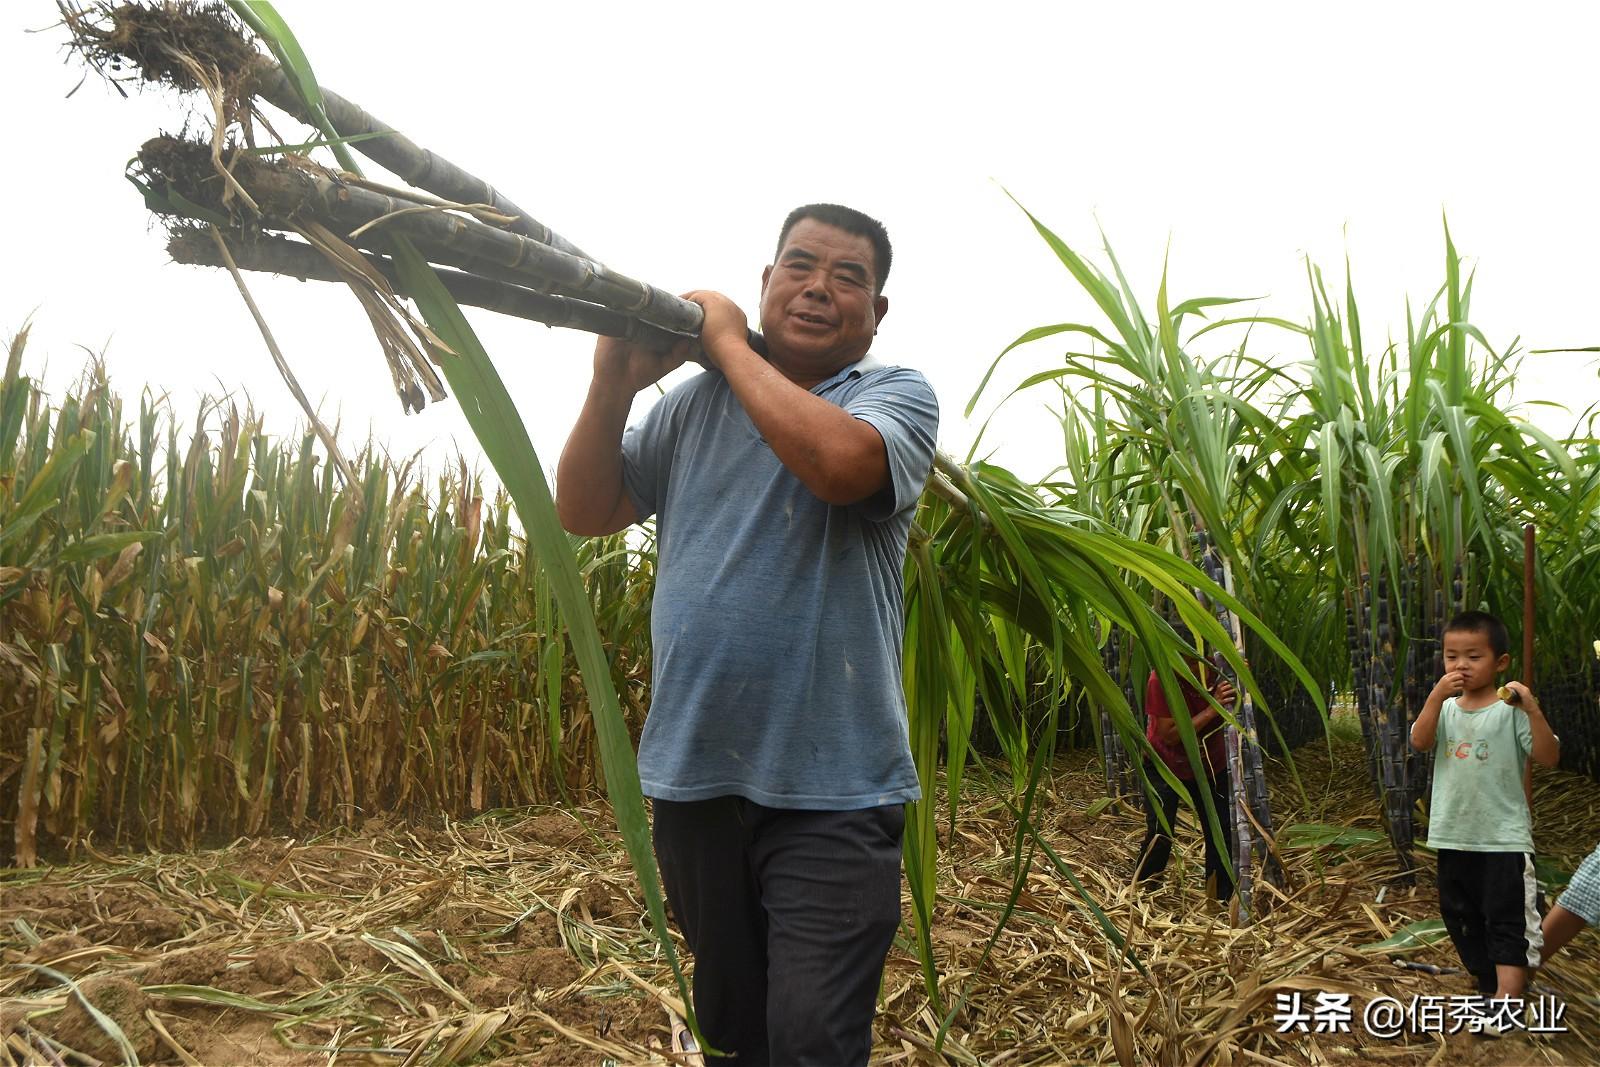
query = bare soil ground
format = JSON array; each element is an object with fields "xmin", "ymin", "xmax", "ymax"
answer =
[{"xmin": 3, "ymin": 733, "xmax": 1598, "ymax": 1065}]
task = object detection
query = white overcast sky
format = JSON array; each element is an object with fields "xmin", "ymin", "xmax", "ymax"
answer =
[{"xmin": 5, "ymin": 2, "xmax": 1599, "ymax": 488}]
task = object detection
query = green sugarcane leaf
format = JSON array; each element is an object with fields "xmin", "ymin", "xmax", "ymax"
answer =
[
  {"xmin": 241, "ymin": 130, "xmax": 391, "ymax": 157},
  {"xmin": 965, "ymin": 322, "xmax": 1114, "ymax": 418},
  {"xmin": 1515, "ymin": 418, "xmax": 1581, "ymax": 488},
  {"xmin": 1006, "ymin": 192, "xmax": 1143, "ymax": 354},
  {"xmin": 388, "ymin": 236, "xmax": 697, "ymax": 1037},
  {"xmin": 1279, "ymin": 822, "xmax": 1385, "ymax": 849},
  {"xmin": 1167, "ymin": 295, "xmax": 1259, "ymax": 321},
  {"xmin": 229, "ymin": 4, "xmax": 336, "ymax": 151},
  {"xmin": 127, "ymin": 160, "xmax": 232, "ymax": 225},
  {"xmin": 167, "ymin": 189, "xmax": 231, "ymax": 226},
  {"xmin": 1359, "ymin": 918, "xmax": 1449, "ymax": 953},
  {"xmin": 1084, "ymin": 796, "xmax": 1116, "ymax": 818}
]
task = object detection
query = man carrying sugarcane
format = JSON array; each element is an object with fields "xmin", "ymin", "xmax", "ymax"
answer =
[{"xmin": 556, "ymin": 204, "xmax": 939, "ymax": 1066}]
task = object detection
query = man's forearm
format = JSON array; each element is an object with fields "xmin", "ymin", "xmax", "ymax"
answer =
[
  {"xmin": 556, "ymin": 380, "xmax": 636, "ymax": 536},
  {"xmin": 718, "ymin": 346, "xmax": 888, "ymax": 505}
]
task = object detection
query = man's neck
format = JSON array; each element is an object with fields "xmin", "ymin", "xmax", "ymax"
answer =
[
  {"xmin": 777, "ymin": 360, "xmax": 854, "ymax": 391},
  {"xmin": 1455, "ymin": 685, "xmax": 1502, "ymax": 711},
  {"xmin": 764, "ymin": 346, "xmax": 866, "ymax": 391}
]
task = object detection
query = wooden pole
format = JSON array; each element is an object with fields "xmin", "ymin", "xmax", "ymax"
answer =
[
  {"xmin": 1523, "ymin": 522, "xmax": 1536, "ymax": 820},
  {"xmin": 1524, "ymin": 522, "xmax": 1536, "ymax": 687}
]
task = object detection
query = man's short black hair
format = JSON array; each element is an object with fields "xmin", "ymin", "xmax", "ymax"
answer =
[
  {"xmin": 1444, "ymin": 610, "xmax": 1510, "ymax": 657},
  {"xmin": 775, "ymin": 204, "xmax": 892, "ymax": 294}
]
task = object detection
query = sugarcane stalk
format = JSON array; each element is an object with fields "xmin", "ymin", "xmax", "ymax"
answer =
[
  {"xmin": 249, "ymin": 68, "xmax": 591, "ymax": 257},
  {"xmin": 1220, "ymin": 556, "xmax": 1282, "ymax": 892},
  {"xmin": 1371, "ymin": 568, "xmax": 1416, "ymax": 874},
  {"xmin": 1223, "ymin": 720, "xmax": 1252, "ymax": 917},
  {"xmin": 1350, "ymin": 580, "xmax": 1382, "ymax": 803},
  {"xmin": 1120, "ymin": 638, "xmax": 1139, "ymax": 797},
  {"xmin": 1115, "ymin": 628, "xmax": 1138, "ymax": 798},
  {"xmin": 166, "ymin": 227, "xmax": 688, "ymax": 349},
  {"xmin": 1415, "ymin": 563, "xmax": 1445, "ymax": 802},
  {"xmin": 1099, "ymin": 630, "xmax": 1133, "ymax": 800},
  {"xmin": 1190, "ymin": 527, "xmax": 1282, "ymax": 921},
  {"xmin": 1193, "ymin": 533, "xmax": 1255, "ymax": 919},
  {"xmin": 137, "ymin": 138, "xmax": 704, "ymax": 337}
]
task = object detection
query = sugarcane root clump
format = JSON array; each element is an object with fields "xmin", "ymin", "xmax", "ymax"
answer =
[
  {"xmin": 63, "ymin": 2, "xmax": 264, "ymax": 105},
  {"xmin": 136, "ymin": 132, "xmax": 319, "ymax": 222},
  {"xmin": 136, "ymin": 132, "xmax": 257, "ymax": 211}
]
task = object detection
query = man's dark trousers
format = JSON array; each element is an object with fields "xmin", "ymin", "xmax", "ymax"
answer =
[{"xmin": 652, "ymin": 796, "xmax": 905, "ymax": 1066}]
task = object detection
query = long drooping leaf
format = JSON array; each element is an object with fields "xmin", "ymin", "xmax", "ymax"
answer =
[{"xmin": 224, "ymin": 0, "xmax": 698, "ymax": 1038}]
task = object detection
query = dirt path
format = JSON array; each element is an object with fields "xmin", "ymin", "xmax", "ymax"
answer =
[{"xmin": 3, "ymin": 736, "xmax": 1598, "ymax": 1064}]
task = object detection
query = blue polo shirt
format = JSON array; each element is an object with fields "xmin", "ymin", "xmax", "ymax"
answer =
[{"xmin": 620, "ymin": 357, "xmax": 939, "ymax": 809}]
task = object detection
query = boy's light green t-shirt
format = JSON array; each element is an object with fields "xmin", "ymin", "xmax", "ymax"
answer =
[{"xmin": 1425, "ymin": 698, "xmax": 1534, "ymax": 853}]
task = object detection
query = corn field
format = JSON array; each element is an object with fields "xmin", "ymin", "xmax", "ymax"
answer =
[{"xmin": 0, "ymin": 330, "xmax": 654, "ymax": 865}]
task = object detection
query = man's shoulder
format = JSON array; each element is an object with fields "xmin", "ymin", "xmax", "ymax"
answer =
[
  {"xmin": 837, "ymin": 360, "xmax": 939, "ymax": 415},
  {"xmin": 850, "ymin": 359, "xmax": 934, "ymax": 392}
]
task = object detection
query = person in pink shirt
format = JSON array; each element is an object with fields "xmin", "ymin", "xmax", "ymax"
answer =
[{"xmin": 1133, "ymin": 657, "xmax": 1238, "ymax": 900}]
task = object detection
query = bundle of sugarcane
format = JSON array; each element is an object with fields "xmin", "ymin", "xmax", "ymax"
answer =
[{"xmin": 60, "ymin": 2, "xmax": 735, "ymax": 421}]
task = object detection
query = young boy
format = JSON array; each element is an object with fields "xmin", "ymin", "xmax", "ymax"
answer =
[{"xmin": 1409, "ymin": 611, "xmax": 1561, "ymax": 1003}]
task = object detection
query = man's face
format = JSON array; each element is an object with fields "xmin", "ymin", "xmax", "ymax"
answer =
[
  {"xmin": 759, "ymin": 218, "xmax": 889, "ymax": 376},
  {"xmin": 1442, "ymin": 629, "xmax": 1509, "ymax": 693}
]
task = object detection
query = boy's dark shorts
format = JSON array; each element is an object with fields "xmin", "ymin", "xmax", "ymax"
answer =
[{"xmin": 1436, "ymin": 849, "xmax": 1544, "ymax": 987}]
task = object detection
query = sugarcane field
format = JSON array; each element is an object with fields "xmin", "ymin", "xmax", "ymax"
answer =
[{"xmin": 8, "ymin": 2, "xmax": 1600, "ymax": 1065}]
